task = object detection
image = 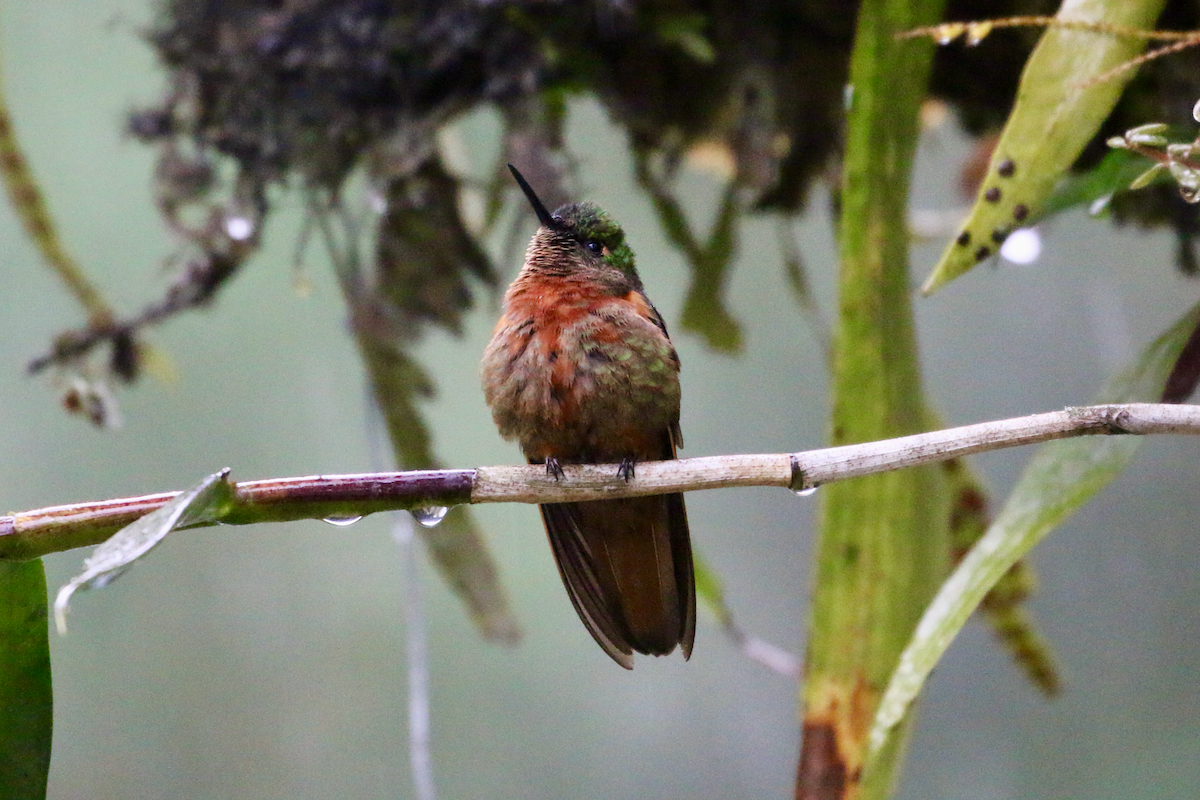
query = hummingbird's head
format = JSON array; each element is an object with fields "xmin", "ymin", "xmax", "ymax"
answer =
[{"xmin": 508, "ymin": 164, "xmax": 638, "ymax": 282}]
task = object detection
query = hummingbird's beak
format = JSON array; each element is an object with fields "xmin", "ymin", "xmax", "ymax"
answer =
[{"xmin": 508, "ymin": 164, "xmax": 558, "ymax": 229}]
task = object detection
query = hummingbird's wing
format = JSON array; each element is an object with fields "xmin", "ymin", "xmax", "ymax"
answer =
[
  {"xmin": 641, "ymin": 294, "xmax": 684, "ymax": 450},
  {"xmin": 537, "ymin": 432, "xmax": 695, "ymax": 668}
]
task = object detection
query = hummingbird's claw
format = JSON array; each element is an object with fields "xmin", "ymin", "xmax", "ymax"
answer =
[
  {"xmin": 545, "ymin": 457, "xmax": 564, "ymax": 480},
  {"xmin": 617, "ymin": 456, "xmax": 636, "ymax": 482}
]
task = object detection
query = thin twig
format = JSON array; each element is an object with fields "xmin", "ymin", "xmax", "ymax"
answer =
[
  {"xmin": 1, "ymin": 403, "xmax": 1196, "ymax": 560},
  {"xmin": 1083, "ymin": 35, "xmax": 1200, "ymax": 89},
  {"xmin": 392, "ymin": 513, "xmax": 439, "ymax": 800},
  {"xmin": 368, "ymin": 389, "xmax": 440, "ymax": 800},
  {"xmin": 898, "ymin": 17, "xmax": 1200, "ymax": 43},
  {"xmin": 898, "ymin": 15, "xmax": 1200, "ymax": 91}
]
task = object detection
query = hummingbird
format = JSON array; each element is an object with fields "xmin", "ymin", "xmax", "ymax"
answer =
[{"xmin": 481, "ymin": 165, "xmax": 695, "ymax": 668}]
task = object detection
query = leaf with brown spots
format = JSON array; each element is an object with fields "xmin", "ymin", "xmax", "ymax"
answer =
[{"xmin": 922, "ymin": 0, "xmax": 1167, "ymax": 294}]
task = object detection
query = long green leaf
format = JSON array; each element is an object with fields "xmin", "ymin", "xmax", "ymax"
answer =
[
  {"xmin": 54, "ymin": 469, "xmax": 234, "ymax": 634},
  {"xmin": 922, "ymin": 0, "xmax": 1166, "ymax": 294},
  {"xmin": 941, "ymin": 452, "xmax": 1060, "ymax": 695},
  {"xmin": 0, "ymin": 559, "xmax": 52, "ymax": 800},
  {"xmin": 868, "ymin": 299, "xmax": 1200, "ymax": 758}
]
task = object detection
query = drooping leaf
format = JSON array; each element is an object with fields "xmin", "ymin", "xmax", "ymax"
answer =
[
  {"xmin": 0, "ymin": 559, "xmax": 53, "ymax": 800},
  {"xmin": 54, "ymin": 469, "xmax": 234, "ymax": 634},
  {"xmin": 868, "ymin": 298, "xmax": 1200, "ymax": 759},
  {"xmin": 942, "ymin": 456, "xmax": 1060, "ymax": 695},
  {"xmin": 329, "ymin": 154, "xmax": 522, "ymax": 645},
  {"xmin": 354, "ymin": 330, "xmax": 520, "ymax": 644},
  {"xmin": 634, "ymin": 149, "xmax": 743, "ymax": 352},
  {"xmin": 922, "ymin": 0, "xmax": 1167, "ymax": 294},
  {"xmin": 778, "ymin": 221, "xmax": 832, "ymax": 366},
  {"xmin": 375, "ymin": 155, "xmax": 497, "ymax": 336},
  {"xmin": 495, "ymin": 91, "xmax": 572, "ymax": 231},
  {"xmin": 0, "ymin": 58, "xmax": 110, "ymax": 322}
]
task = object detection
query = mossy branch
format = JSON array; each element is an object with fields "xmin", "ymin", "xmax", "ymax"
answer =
[{"xmin": 2, "ymin": 403, "xmax": 1196, "ymax": 561}]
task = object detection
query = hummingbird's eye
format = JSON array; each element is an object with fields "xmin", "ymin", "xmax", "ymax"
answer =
[{"xmin": 584, "ymin": 240, "xmax": 604, "ymax": 255}]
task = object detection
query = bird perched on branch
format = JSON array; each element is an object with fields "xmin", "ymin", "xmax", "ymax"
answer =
[{"xmin": 481, "ymin": 165, "xmax": 695, "ymax": 668}]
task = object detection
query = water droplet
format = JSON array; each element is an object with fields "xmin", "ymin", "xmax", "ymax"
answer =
[
  {"xmin": 934, "ymin": 23, "xmax": 964, "ymax": 45},
  {"xmin": 1000, "ymin": 227, "xmax": 1041, "ymax": 265},
  {"xmin": 367, "ymin": 187, "xmax": 388, "ymax": 215},
  {"xmin": 223, "ymin": 215, "xmax": 255, "ymax": 241},
  {"xmin": 323, "ymin": 515, "xmax": 362, "ymax": 527},
  {"xmin": 965, "ymin": 21, "xmax": 992, "ymax": 46},
  {"xmin": 412, "ymin": 506, "xmax": 449, "ymax": 528},
  {"xmin": 794, "ymin": 486, "xmax": 818, "ymax": 498}
]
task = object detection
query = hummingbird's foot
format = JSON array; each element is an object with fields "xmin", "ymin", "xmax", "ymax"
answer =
[
  {"xmin": 617, "ymin": 456, "xmax": 636, "ymax": 482},
  {"xmin": 545, "ymin": 457, "xmax": 564, "ymax": 480}
]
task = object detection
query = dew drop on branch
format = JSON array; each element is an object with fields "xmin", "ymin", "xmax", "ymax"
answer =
[
  {"xmin": 412, "ymin": 506, "xmax": 450, "ymax": 528},
  {"xmin": 323, "ymin": 515, "xmax": 363, "ymax": 527}
]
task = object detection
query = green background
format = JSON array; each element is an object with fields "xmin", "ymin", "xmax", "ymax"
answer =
[{"xmin": 2, "ymin": 3, "xmax": 1199, "ymax": 798}]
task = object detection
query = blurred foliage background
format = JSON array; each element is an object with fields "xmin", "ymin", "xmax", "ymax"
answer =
[{"xmin": 3, "ymin": 1, "xmax": 1200, "ymax": 798}]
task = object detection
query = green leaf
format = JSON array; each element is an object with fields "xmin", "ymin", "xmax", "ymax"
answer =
[
  {"xmin": 0, "ymin": 560, "xmax": 52, "ymax": 800},
  {"xmin": 635, "ymin": 152, "xmax": 744, "ymax": 352},
  {"xmin": 922, "ymin": 0, "xmax": 1168, "ymax": 294},
  {"xmin": 941, "ymin": 454, "xmax": 1061, "ymax": 695},
  {"xmin": 1040, "ymin": 146, "xmax": 1170, "ymax": 219},
  {"xmin": 655, "ymin": 13, "xmax": 717, "ymax": 64},
  {"xmin": 692, "ymin": 549, "xmax": 732, "ymax": 627},
  {"xmin": 1128, "ymin": 162, "xmax": 1167, "ymax": 191},
  {"xmin": 53, "ymin": 469, "xmax": 235, "ymax": 634},
  {"xmin": 867, "ymin": 298, "xmax": 1200, "ymax": 759}
]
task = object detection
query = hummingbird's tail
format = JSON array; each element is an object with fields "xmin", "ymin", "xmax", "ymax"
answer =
[{"xmin": 540, "ymin": 491, "xmax": 695, "ymax": 669}]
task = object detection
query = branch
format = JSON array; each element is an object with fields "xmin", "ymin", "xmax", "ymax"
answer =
[{"xmin": 3, "ymin": 403, "xmax": 1196, "ymax": 561}]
